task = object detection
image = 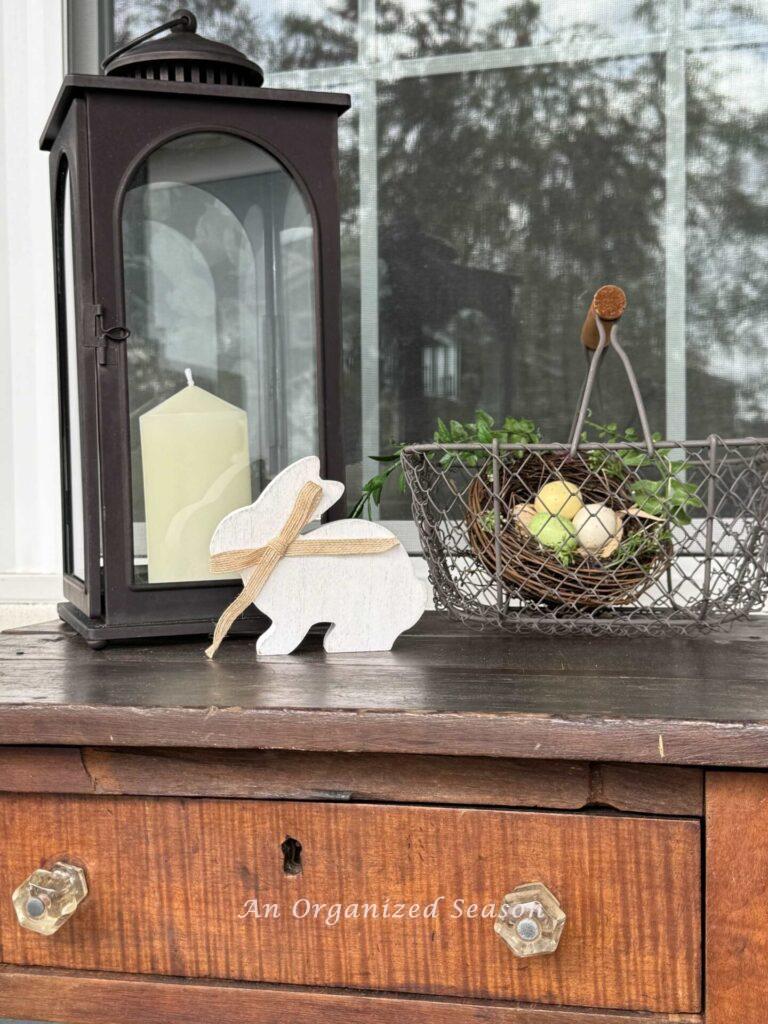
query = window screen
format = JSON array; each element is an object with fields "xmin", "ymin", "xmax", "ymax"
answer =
[{"xmin": 84, "ymin": 0, "xmax": 768, "ymax": 527}]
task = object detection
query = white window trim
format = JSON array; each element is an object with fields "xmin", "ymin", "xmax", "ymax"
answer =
[{"xmin": 0, "ymin": 1, "xmax": 67, "ymax": 600}]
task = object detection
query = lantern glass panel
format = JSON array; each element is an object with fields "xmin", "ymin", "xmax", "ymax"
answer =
[
  {"xmin": 121, "ymin": 131, "xmax": 318, "ymax": 585},
  {"xmin": 58, "ymin": 162, "xmax": 86, "ymax": 582}
]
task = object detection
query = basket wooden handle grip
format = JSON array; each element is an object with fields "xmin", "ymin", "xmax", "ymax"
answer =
[{"xmin": 580, "ymin": 285, "xmax": 627, "ymax": 350}]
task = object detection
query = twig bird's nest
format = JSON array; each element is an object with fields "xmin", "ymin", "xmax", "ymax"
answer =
[{"xmin": 466, "ymin": 452, "xmax": 672, "ymax": 609}]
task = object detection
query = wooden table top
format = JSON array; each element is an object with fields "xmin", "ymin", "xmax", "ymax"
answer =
[{"xmin": 2, "ymin": 615, "xmax": 768, "ymax": 767}]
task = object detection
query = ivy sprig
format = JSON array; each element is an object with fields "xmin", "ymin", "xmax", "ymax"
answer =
[
  {"xmin": 433, "ymin": 411, "xmax": 540, "ymax": 470},
  {"xmin": 351, "ymin": 410, "xmax": 540, "ymax": 519},
  {"xmin": 349, "ymin": 446, "xmax": 407, "ymax": 520},
  {"xmin": 353, "ymin": 411, "xmax": 703, "ymax": 542},
  {"xmin": 582, "ymin": 419, "xmax": 704, "ymax": 526}
]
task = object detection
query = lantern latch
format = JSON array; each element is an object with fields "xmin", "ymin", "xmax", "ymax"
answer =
[{"xmin": 89, "ymin": 304, "xmax": 130, "ymax": 366}]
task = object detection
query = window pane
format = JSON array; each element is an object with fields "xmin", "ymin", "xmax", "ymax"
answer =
[
  {"xmin": 112, "ymin": 0, "xmax": 358, "ymax": 72},
  {"xmin": 57, "ymin": 163, "xmax": 86, "ymax": 581},
  {"xmin": 686, "ymin": 0, "xmax": 768, "ymax": 31},
  {"xmin": 686, "ymin": 45, "xmax": 768, "ymax": 437},
  {"xmin": 95, "ymin": 0, "xmax": 768, "ymax": 533},
  {"xmin": 377, "ymin": 1, "xmax": 666, "ymax": 63},
  {"xmin": 336, "ymin": 95, "xmax": 363, "ymax": 502},
  {"xmin": 377, "ymin": 57, "xmax": 666, "ymax": 517},
  {"xmin": 123, "ymin": 132, "xmax": 318, "ymax": 583}
]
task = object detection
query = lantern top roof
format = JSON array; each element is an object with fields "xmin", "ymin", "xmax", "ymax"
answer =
[
  {"xmin": 42, "ymin": 9, "xmax": 350, "ymax": 150},
  {"xmin": 40, "ymin": 74, "xmax": 351, "ymax": 151},
  {"xmin": 101, "ymin": 8, "xmax": 265, "ymax": 89}
]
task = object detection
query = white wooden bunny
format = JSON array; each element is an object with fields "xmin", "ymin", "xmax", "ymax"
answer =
[{"xmin": 207, "ymin": 457, "xmax": 426, "ymax": 656}]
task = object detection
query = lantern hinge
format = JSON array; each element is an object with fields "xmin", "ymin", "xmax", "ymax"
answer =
[{"xmin": 88, "ymin": 304, "xmax": 131, "ymax": 366}]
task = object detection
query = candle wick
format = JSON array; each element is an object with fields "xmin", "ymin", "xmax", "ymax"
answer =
[{"xmin": 184, "ymin": 368, "xmax": 194, "ymax": 388}]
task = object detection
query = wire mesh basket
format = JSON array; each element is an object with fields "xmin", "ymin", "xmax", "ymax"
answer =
[{"xmin": 401, "ymin": 291, "xmax": 768, "ymax": 636}]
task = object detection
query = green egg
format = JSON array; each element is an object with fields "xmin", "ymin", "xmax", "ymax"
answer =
[{"xmin": 528, "ymin": 512, "xmax": 578, "ymax": 553}]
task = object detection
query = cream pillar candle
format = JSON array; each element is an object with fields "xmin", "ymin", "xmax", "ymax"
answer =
[{"xmin": 140, "ymin": 370, "xmax": 251, "ymax": 583}]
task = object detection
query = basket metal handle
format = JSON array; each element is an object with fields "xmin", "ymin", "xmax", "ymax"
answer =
[{"xmin": 569, "ymin": 300, "xmax": 656, "ymax": 458}]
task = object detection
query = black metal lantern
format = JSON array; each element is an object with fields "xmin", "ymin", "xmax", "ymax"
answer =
[{"xmin": 41, "ymin": 10, "xmax": 350, "ymax": 646}]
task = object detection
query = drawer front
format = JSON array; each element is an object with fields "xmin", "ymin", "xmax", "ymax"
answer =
[{"xmin": 0, "ymin": 795, "xmax": 700, "ymax": 1013}]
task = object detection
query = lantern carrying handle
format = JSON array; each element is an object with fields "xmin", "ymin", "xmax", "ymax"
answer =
[{"xmin": 101, "ymin": 9, "xmax": 197, "ymax": 71}]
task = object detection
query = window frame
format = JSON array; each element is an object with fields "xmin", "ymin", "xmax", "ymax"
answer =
[{"xmin": 71, "ymin": 1, "xmax": 768, "ymax": 547}]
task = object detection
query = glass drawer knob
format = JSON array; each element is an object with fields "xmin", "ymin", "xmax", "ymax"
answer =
[
  {"xmin": 495, "ymin": 882, "xmax": 565, "ymax": 958},
  {"xmin": 12, "ymin": 862, "xmax": 88, "ymax": 936}
]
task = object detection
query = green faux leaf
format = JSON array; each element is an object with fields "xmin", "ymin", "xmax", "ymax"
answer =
[
  {"xmin": 350, "ymin": 461, "xmax": 403, "ymax": 519},
  {"xmin": 368, "ymin": 452, "xmax": 402, "ymax": 463},
  {"xmin": 434, "ymin": 418, "xmax": 450, "ymax": 442},
  {"xmin": 621, "ymin": 452, "xmax": 647, "ymax": 466},
  {"xmin": 476, "ymin": 421, "xmax": 494, "ymax": 443}
]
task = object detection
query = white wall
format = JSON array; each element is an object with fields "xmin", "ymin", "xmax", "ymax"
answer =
[{"xmin": 0, "ymin": 0, "xmax": 66, "ymax": 601}]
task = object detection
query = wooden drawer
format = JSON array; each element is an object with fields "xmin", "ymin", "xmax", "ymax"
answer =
[{"xmin": 0, "ymin": 795, "xmax": 700, "ymax": 1014}]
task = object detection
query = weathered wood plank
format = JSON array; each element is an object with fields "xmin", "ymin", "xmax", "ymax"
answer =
[
  {"xmin": 0, "ymin": 748, "xmax": 704, "ymax": 815},
  {"xmin": 589, "ymin": 764, "xmax": 703, "ymax": 817},
  {"xmin": 3, "ymin": 615, "xmax": 768, "ymax": 681},
  {"xmin": 706, "ymin": 772, "xmax": 768, "ymax": 1023},
  {"xmin": 0, "ymin": 747, "xmax": 701, "ymax": 816},
  {"xmin": 0, "ymin": 796, "xmax": 701, "ymax": 1012},
  {"xmin": 0, "ymin": 700, "xmax": 766, "ymax": 765},
  {"xmin": 0, "ymin": 967, "xmax": 704, "ymax": 1024},
  {"xmin": 0, "ymin": 746, "xmax": 92, "ymax": 793},
  {"xmin": 84, "ymin": 750, "xmax": 704, "ymax": 813},
  {"xmin": 79, "ymin": 748, "xmax": 592, "ymax": 807},
  {"xmin": 1, "ymin": 618, "xmax": 767, "ymax": 766}
]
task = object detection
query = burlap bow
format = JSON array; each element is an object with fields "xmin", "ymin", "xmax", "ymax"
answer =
[{"xmin": 205, "ymin": 480, "xmax": 398, "ymax": 658}]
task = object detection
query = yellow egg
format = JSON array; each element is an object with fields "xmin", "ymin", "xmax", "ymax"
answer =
[
  {"xmin": 572, "ymin": 503, "xmax": 621, "ymax": 554},
  {"xmin": 534, "ymin": 480, "xmax": 583, "ymax": 520}
]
